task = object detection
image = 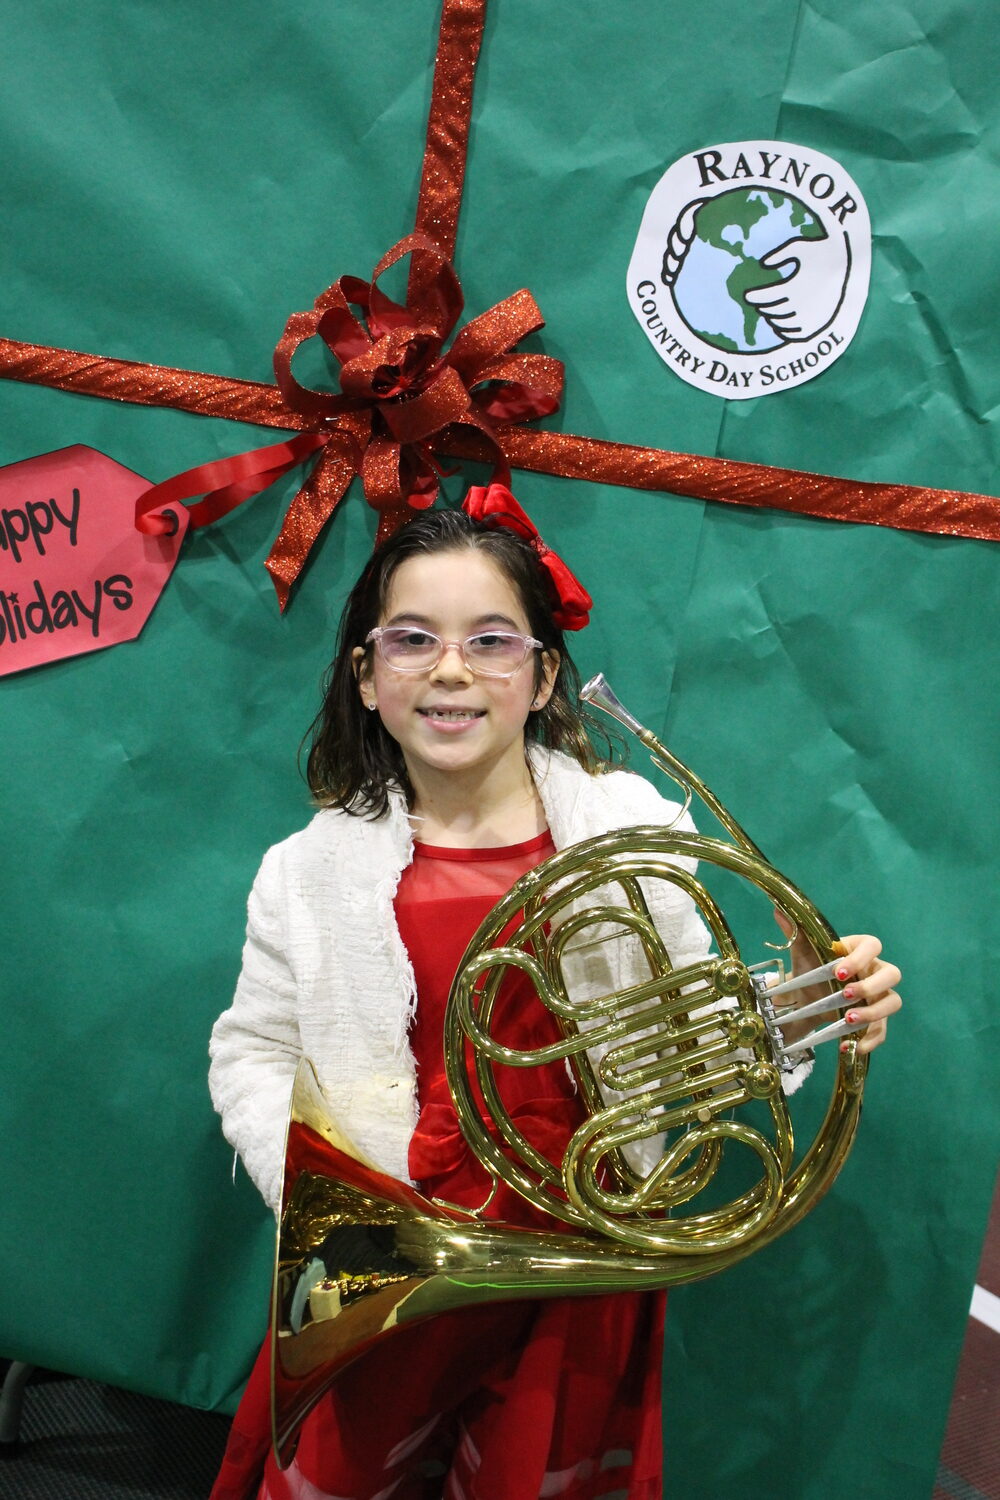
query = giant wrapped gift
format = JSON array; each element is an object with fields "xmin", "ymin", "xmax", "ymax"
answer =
[{"xmin": 2, "ymin": 4, "xmax": 997, "ymax": 1497}]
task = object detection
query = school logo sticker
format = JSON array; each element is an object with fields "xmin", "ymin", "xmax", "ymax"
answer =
[{"xmin": 627, "ymin": 141, "xmax": 871, "ymax": 399}]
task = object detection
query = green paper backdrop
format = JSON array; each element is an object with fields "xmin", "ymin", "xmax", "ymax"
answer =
[{"xmin": 1, "ymin": 3, "xmax": 997, "ymax": 1496}]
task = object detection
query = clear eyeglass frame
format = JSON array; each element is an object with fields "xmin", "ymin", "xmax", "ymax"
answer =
[{"xmin": 365, "ymin": 626, "xmax": 543, "ymax": 678}]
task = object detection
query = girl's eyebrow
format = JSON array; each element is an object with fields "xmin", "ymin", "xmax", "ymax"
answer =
[{"xmin": 385, "ymin": 611, "xmax": 522, "ymax": 630}]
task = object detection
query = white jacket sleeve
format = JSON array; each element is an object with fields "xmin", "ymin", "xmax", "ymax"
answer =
[
  {"xmin": 626, "ymin": 790, "xmax": 814, "ymax": 1097},
  {"xmin": 208, "ymin": 845, "xmax": 303, "ymax": 1216},
  {"xmin": 565, "ymin": 790, "xmax": 811, "ymax": 1177}
]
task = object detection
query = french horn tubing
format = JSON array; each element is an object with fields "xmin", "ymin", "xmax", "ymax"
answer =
[{"xmin": 269, "ymin": 675, "xmax": 866, "ymax": 1465}]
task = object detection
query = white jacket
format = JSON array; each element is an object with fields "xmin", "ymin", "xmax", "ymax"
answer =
[{"xmin": 209, "ymin": 748, "xmax": 779, "ymax": 1214}]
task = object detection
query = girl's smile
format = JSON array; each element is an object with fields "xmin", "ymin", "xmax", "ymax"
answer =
[{"xmin": 418, "ymin": 705, "xmax": 487, "ymax": 728}]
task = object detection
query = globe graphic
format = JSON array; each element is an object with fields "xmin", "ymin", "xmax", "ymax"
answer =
[{"xmin": 670, "ymin": 188, "xmax": 824, "ymax": 355}]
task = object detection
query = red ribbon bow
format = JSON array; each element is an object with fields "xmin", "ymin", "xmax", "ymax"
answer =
[
  {"xmin": 462, "ymin": 482, "xmax": 593, "ymax": 630},
  {"xmin": 135, "ymin": 233, "xmax": 563, "ymax": 609}
]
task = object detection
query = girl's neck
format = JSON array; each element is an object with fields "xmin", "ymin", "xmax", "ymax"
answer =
[{"xmin": 407, "ymin": 759, "xmax": 547, "ymax": 849}]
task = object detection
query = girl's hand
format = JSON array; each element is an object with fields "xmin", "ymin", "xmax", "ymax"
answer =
[
  {"xmin": 828, "ymin": 932, "xmax": 902, "ymax": 1055},
  {"xmin": 773, "ymin": 911, "xmax": 902, "ymax": 1054}
]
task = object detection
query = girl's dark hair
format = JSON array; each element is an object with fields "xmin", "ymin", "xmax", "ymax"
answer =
[{"xmin": 305, "ymin": 508, "xmax": 612, "ymax": 817}]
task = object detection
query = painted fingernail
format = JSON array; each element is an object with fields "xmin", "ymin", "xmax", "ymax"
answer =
[
  {"xmin": 836, "ymin": 966, "xmax": 849, "ymax": 981},
  {"xmin": 842, "ymin": 985, "xmax": 856, "ymax": 1000},
  {"xmin": 846, "ymin": 1011, "xmax": 859, "ymax": 1024},
  {"xmin": 839, "ymin": 1041, "xmax": 850, "ymax": 1053}
]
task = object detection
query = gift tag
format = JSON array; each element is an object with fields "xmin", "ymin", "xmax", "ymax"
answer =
[{"xmin": 0, "ymin": 445, "xmax": 187, "ymax": 677}]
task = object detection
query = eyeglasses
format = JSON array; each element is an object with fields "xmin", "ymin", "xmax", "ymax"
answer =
[{"xmin": 366, "ymin": 626, "xmax": 543, "ymax": 678}]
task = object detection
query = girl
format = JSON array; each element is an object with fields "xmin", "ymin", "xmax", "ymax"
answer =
[{"xmin": 208, "ymin": 487, "xmax": 902, "ymax": 1500}]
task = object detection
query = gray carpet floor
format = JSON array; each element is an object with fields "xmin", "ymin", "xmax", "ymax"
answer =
[{"xmin": 0, "ymin": 1373, "xmax": 230, "ymax": 1500}]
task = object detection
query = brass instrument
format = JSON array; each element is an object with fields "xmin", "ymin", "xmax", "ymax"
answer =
[{"xmin": 270, "ymin": 675, "xmax": 866, "ymax": 1465}]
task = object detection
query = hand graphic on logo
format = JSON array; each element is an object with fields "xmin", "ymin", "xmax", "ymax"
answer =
[
  {"xmin": 743, "ymin": 232, "xmax": 851, "ymax": 343},
  {"xmin": 660, "ymin": 198, "xmax": 707, "ymax": 287}
]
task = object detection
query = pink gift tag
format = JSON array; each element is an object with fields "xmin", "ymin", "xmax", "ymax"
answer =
[{"xmin": 0, "ymin": 445, "xmax": 187, "ymax": 678}]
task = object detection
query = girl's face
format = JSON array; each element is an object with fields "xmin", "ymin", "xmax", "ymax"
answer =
[{"xmin": 355, "ymin": 548, "xmax": 558, "ymax": 797}]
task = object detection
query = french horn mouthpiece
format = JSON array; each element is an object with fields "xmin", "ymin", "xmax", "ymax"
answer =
[{"xmin": 580, "ymin": 673, "xmax": 646, "ymax": 737}]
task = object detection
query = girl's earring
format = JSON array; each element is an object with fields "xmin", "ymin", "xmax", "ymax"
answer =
[{"xmin": 367, "ymin": 701, "xmax": 378, "ymax": 712}]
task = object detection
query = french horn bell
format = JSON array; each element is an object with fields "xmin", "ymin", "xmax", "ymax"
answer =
[{"xmin": 269, "ymin": 675, "xmax": 866, "ymax": 1466}]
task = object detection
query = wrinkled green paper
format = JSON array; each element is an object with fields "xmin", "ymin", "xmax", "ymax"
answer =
[{"xmin": 2, "ymin": 3, "xmax": 997, "ymax": 1496}]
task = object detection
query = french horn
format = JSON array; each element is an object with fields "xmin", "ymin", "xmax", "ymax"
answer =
[{"xmin": 270, "ymin": 675, "xmax": 866, "ymax": 1465}]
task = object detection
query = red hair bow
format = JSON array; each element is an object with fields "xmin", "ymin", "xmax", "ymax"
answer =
[{"xmin": 462, "ymin": 483, "xmax": 592, "ymax": 631}]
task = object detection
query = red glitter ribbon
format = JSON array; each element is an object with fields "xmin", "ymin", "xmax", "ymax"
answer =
[{"xmin": 0, "ymin": 0, "xmax": 996, "ymax": 612}]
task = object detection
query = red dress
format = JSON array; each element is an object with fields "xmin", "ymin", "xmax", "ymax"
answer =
[{"xmin": 211, "ymin": 832, "xmax": 665, "ymax": 1500}]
